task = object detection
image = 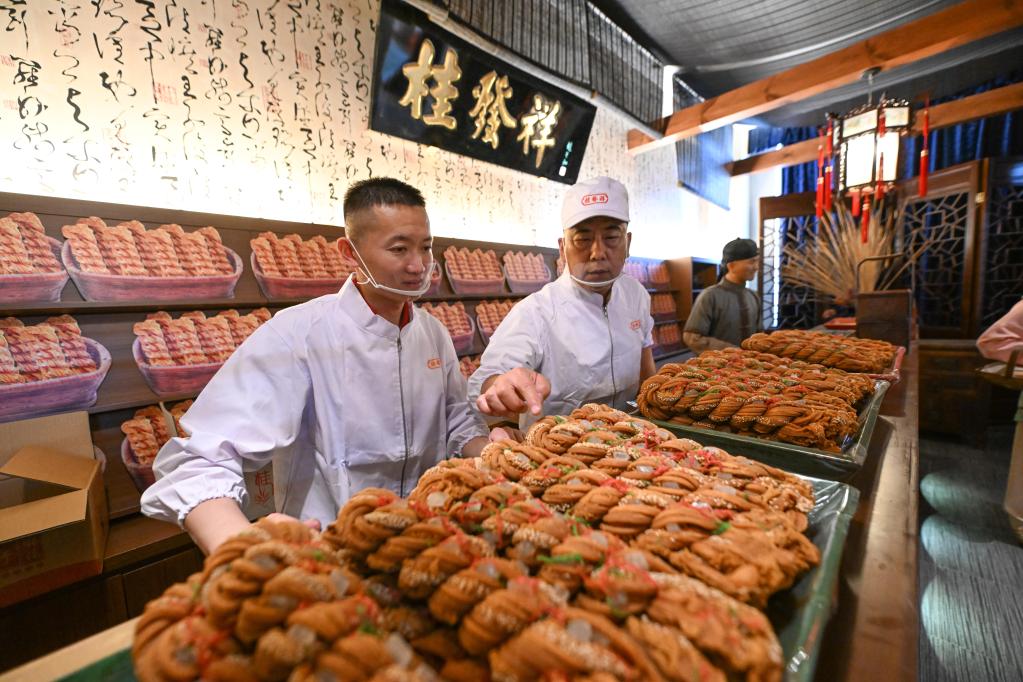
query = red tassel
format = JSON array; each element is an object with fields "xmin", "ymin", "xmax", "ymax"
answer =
[
  {"xmin": 861, "ymin": 199, "xmax": 871, "ymax": 244},
  {"xmin": 878, "ymin": 108, "xmax": 886, "ymax": 137},
  {"xmin": 824, "ymin": 119, "xmax": 834, "ymax": 211},
  {"xmin": 876, "ymin": 152, "xmax": 886, "ymax": 201},
  {"xmin": 851, "ymin": 189, "xmax": 861, "ymax": 217},
  {"xmin": 919, "ymin": 149, "xmax": 929, "ymax": 196},
  {"xmin": 814, "ymin": 174, "xmax": 822, "ymax": 217},
  {"xmin": 824, "ymin": 164, "xmax": 833, "ymax": 211},
  {"xmin": 815, "ymin": 136, "xmax": 825, "ymax": 218},
  {"xmin": 919, "ymin": 97, "xmax": 930, "ymax": 198}
]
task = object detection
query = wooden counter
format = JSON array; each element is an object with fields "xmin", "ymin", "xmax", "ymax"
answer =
[
  {"xmin": 1, "ymin": 619, "xmax": 136, "ymax": 682},
  {"xmin": 814, "ymin": 344, "xmax": 919, "ymax": 681}
]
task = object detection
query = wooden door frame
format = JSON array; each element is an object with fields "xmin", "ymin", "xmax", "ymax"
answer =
[{"xmin": 757, "ymin": 160, "xmax": 984, "ymax": 336}]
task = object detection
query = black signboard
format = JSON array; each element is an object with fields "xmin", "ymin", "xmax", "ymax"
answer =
[{"xmin": 370, "ymin": 0, "xmax": 596, "ymax": 184}]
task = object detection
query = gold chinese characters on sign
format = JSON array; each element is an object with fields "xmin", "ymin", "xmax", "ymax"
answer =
[
  {"xmin": 398, "ymin": 41, "xmax": 562, "ymax": 167},
  {"xmin": 468, "ymin": 70, "xmax": 515, "ymax": 150},
  {"xmin": 516, "ymin": 94, "xmax": 561, "ymax": 168},
  {"xmin": 399, "ymin": 39, "xmax": 462, "ymax": 130}
]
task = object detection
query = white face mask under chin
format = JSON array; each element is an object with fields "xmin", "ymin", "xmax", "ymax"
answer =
[
  {"xmin": 349, "ymin": 243, "xmax": 435, "ymax": 298},
  {"xmin": 569, "ymin": 271, "xmax": 622, "ymax": 289}
]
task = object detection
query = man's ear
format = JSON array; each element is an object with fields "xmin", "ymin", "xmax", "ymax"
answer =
[
  {"xmin": 625, "ymin": 231, "xmax": 632, "ymax": 257},
  {"xmin": 557, "ymin": 237, "xmax": 566, "ymax": 264},
  {"xmin": 337, "ymin": 236, "xmax": 357, "ymax": 263}
]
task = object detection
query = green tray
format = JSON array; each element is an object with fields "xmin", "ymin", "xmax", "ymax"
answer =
[
  {"xmin": 772, "ymin": 476, "xmax": 860, "ymax": 681},
  {"xmin": 649, "ymin": 379, "xmax": 890, "ymax": 481},
  {"xmin": 61, "ymin": 478, "xmax": 858, "ymax": 682},
  {"xmin": 58, "ymin": 649, "xmax": 133, "ymax": 682}
]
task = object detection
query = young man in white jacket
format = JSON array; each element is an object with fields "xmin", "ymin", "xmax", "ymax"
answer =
[
  {"xmin": 469, "ymin": 176, "xmax": 656, "ymax": 430},
  {"xmin": 141, "ymin": 178, "xmax": 490, "ymax": 553}
]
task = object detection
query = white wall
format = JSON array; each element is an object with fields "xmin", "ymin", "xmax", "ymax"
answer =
[{"xmin": 0, "ymin": 0, "xmax": 710, "ymax": 256}]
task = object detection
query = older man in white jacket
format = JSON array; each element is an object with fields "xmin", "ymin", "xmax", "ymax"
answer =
[
  {"xmin": 142, "ymin": 178, "xmax": 489, "ymax": 553},
  {"xmin": 468, "ymin": 177, "xmax": 656, "ymax": 429}
]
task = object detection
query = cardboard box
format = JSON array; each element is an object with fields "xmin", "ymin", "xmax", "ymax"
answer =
[{"xmin": 0, "ymin": 412, "xmax": 107, "ymax": 607}]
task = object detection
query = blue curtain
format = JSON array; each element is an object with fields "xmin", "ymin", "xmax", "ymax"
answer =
[
  {"xmin": 677, "ymin": 126, "xmax": 734, "ymax": 210},
  {"xmin": 902, "ymin": 72, "xmax": 1023, "ymax": 179},
  {"xmin": 748, "ymin": 71, "xmax": 1023, "ymax": 191},
  {"xmin": 746, "ymin": 126, "xmax": 818, "ymax": 195}
]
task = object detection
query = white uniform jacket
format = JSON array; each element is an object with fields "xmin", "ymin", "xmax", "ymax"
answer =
[
  {"xmin": 140, "ymin": 278, "xmax": 488, "ymax": 528},
  {"xmin": 468, "ymin": 271, "xmax": 654, "ymax": 428}
]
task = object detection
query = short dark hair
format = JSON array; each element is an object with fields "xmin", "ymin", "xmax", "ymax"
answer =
[{"xmin": 343, "ymin": 177, "xmax": 426, "ymax": 243}]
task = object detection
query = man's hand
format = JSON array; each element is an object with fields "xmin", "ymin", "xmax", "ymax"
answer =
[
  {"xmin": 460, "ymin": 435, "xmax": 490, "ymax": 458},
  {"xmin": 476, "ymin": 367, "xmax": 551, "ymax": 418},
  {"xmin": 489, "ymin": 426, "xmax": 525, "ymax": 443},
  {"xmin": 266, "ymin": 512, "xmax": 322, "ymax": 532},
  {"xmin": 185, "ymin": 500, "xmax": 324, "ymax": 556}
]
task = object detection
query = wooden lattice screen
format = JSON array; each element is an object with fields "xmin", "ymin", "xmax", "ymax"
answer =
[{"xmin": 756, "ymin": 158, "xmax": 1023, "ymax": 339}]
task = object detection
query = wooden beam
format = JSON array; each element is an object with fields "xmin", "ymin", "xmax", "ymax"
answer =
[
  {"xmin": 727, "ymin": 81, "xmax": 1023, "ymax": 176},
  {"xmin": 918, "ymin": 80, "xmax": 1023, "ymax": 133},
  {"xmin": 629, "ymin": 0, "xmax": 1023, "ymax": 153},
  {"xmin": 728, "ymin": 138, "xmax": 820, "ymax": 176}
]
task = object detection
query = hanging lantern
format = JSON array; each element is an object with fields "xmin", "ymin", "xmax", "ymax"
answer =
[{"xmin": 836, "ymin": 95, "xmax": 912, "ymax": 195}]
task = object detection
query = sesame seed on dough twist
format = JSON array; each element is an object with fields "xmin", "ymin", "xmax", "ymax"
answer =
[
  {"xmin": 575, "ymin": 550, "xmax": 660, "ymax": 619},
  {"xmin": 132, "ymin": 576, "xmax": 203, "ymax": 664},
  {"xmin": 506, "ymin": 515, "xmax": 587, "ymax": 568},
  {"xmin": 570, "ymin": 479, "xmax": 631, "ymax": 525},
  {"xmin": 535, "ymin": 531, "xmax": 626, "ymax": 595},
  {"xmin": 366, "ymin": 516, "xmax": 461, "ymax": 574},
  {"xmin": 457, "ymin": 577, "xmax": 568, "ymax": 656},
  {"xmin": 428, "ymin": 557, "xmax": 527, "ymax": 625},
  {"xmin": 480, "ymin": 439, "xmax": 554, "ymax": 481},
  {"xmin": 322, "ymin": 487, "xmax": 404, "ymax": 553},
  {"xmin": 517, "ymin": 455, "xmax": 588, "ymax": 495},
  {"xmin": 398, "ymin": 532, "xmax": 496, "ymax": 600},
  {"xmin": 488, "ymin": 606, "xmax": 665, "ymax": 682},
  {"xmin": 624, "ymin": 616, "xmax": 726, "ymax": 682},
  {"xmin": 479, "ymin": 497, "xmax": 554, "ymax": 545},
  {"xmin": 646, "ymin": 574, "xmax": 783, "ymax": 682},
  {"xmin": 541, "ymin": 468, "xmax": 612, "ymax": 512},
  {"xmin": 134, "ymin": 614, "xmax": 239, "ymax": 682}
]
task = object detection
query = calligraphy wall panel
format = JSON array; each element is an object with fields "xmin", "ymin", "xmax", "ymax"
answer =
[{"xmin": 0, "ymin": 0, "xmax": 681, "ymax": 254}]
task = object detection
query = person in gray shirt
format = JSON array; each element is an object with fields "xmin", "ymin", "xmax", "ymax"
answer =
[{"xmin": 683, "ymin": 238, "xmax": 762, "ymax": 354}]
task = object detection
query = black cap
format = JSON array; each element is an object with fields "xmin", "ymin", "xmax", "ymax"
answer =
[{"xmin": 721, "ymin": 238, "xmax": 758, "ymax": 264}]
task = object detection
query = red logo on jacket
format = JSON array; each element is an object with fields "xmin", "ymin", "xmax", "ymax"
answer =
[
  {"xmin": 426, "ymin": 358, "xmax": 442, "ymax": 369},
  {"xmin": 581, "ymin": 193, "xmax": 608, "ymax": 206},
  {"xmin": 630, "ymin": 320, "xmax": 642, "ymax": 331}
]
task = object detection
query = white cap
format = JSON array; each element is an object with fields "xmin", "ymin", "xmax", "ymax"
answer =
[{"xmin": 560, "ymin": 176, "xmax": 630, "ymax": 231}]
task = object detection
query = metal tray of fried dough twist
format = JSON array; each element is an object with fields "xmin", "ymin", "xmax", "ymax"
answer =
[
  {"xmin": 53, "ymin": 475, "xmax": 859, "ymax": 682},
  {"xmin": 644, "ymin": 379, "xmax": 890, "ymax": 481}
]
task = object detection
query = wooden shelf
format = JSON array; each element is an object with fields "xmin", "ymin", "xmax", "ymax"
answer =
[
  {"xmin": 0, "ymin": 297, "xmax": 274, "ymax": 318},
  {"xmin": 103, "ymin": 514, "xmax": 193, "ymax": 573},
  {"xmin": 88, "ymin": 392, "xmax": 197, "ymax": 416},
  {"xmin": 421, "ymin": 291, "xmax": 530, "ymax": 303},
  {"xmin": 0, "ymin": 190, "xmax": 570, "ymax": 534}
]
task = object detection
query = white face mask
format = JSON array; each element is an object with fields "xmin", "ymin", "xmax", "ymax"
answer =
[
  {"xmin": 569, "ymin": 271, "xmax": 622, "ymax": 289},
  {"xmin": 348, "ymin": 242, "xmax": 435, "ymax": 298}
]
